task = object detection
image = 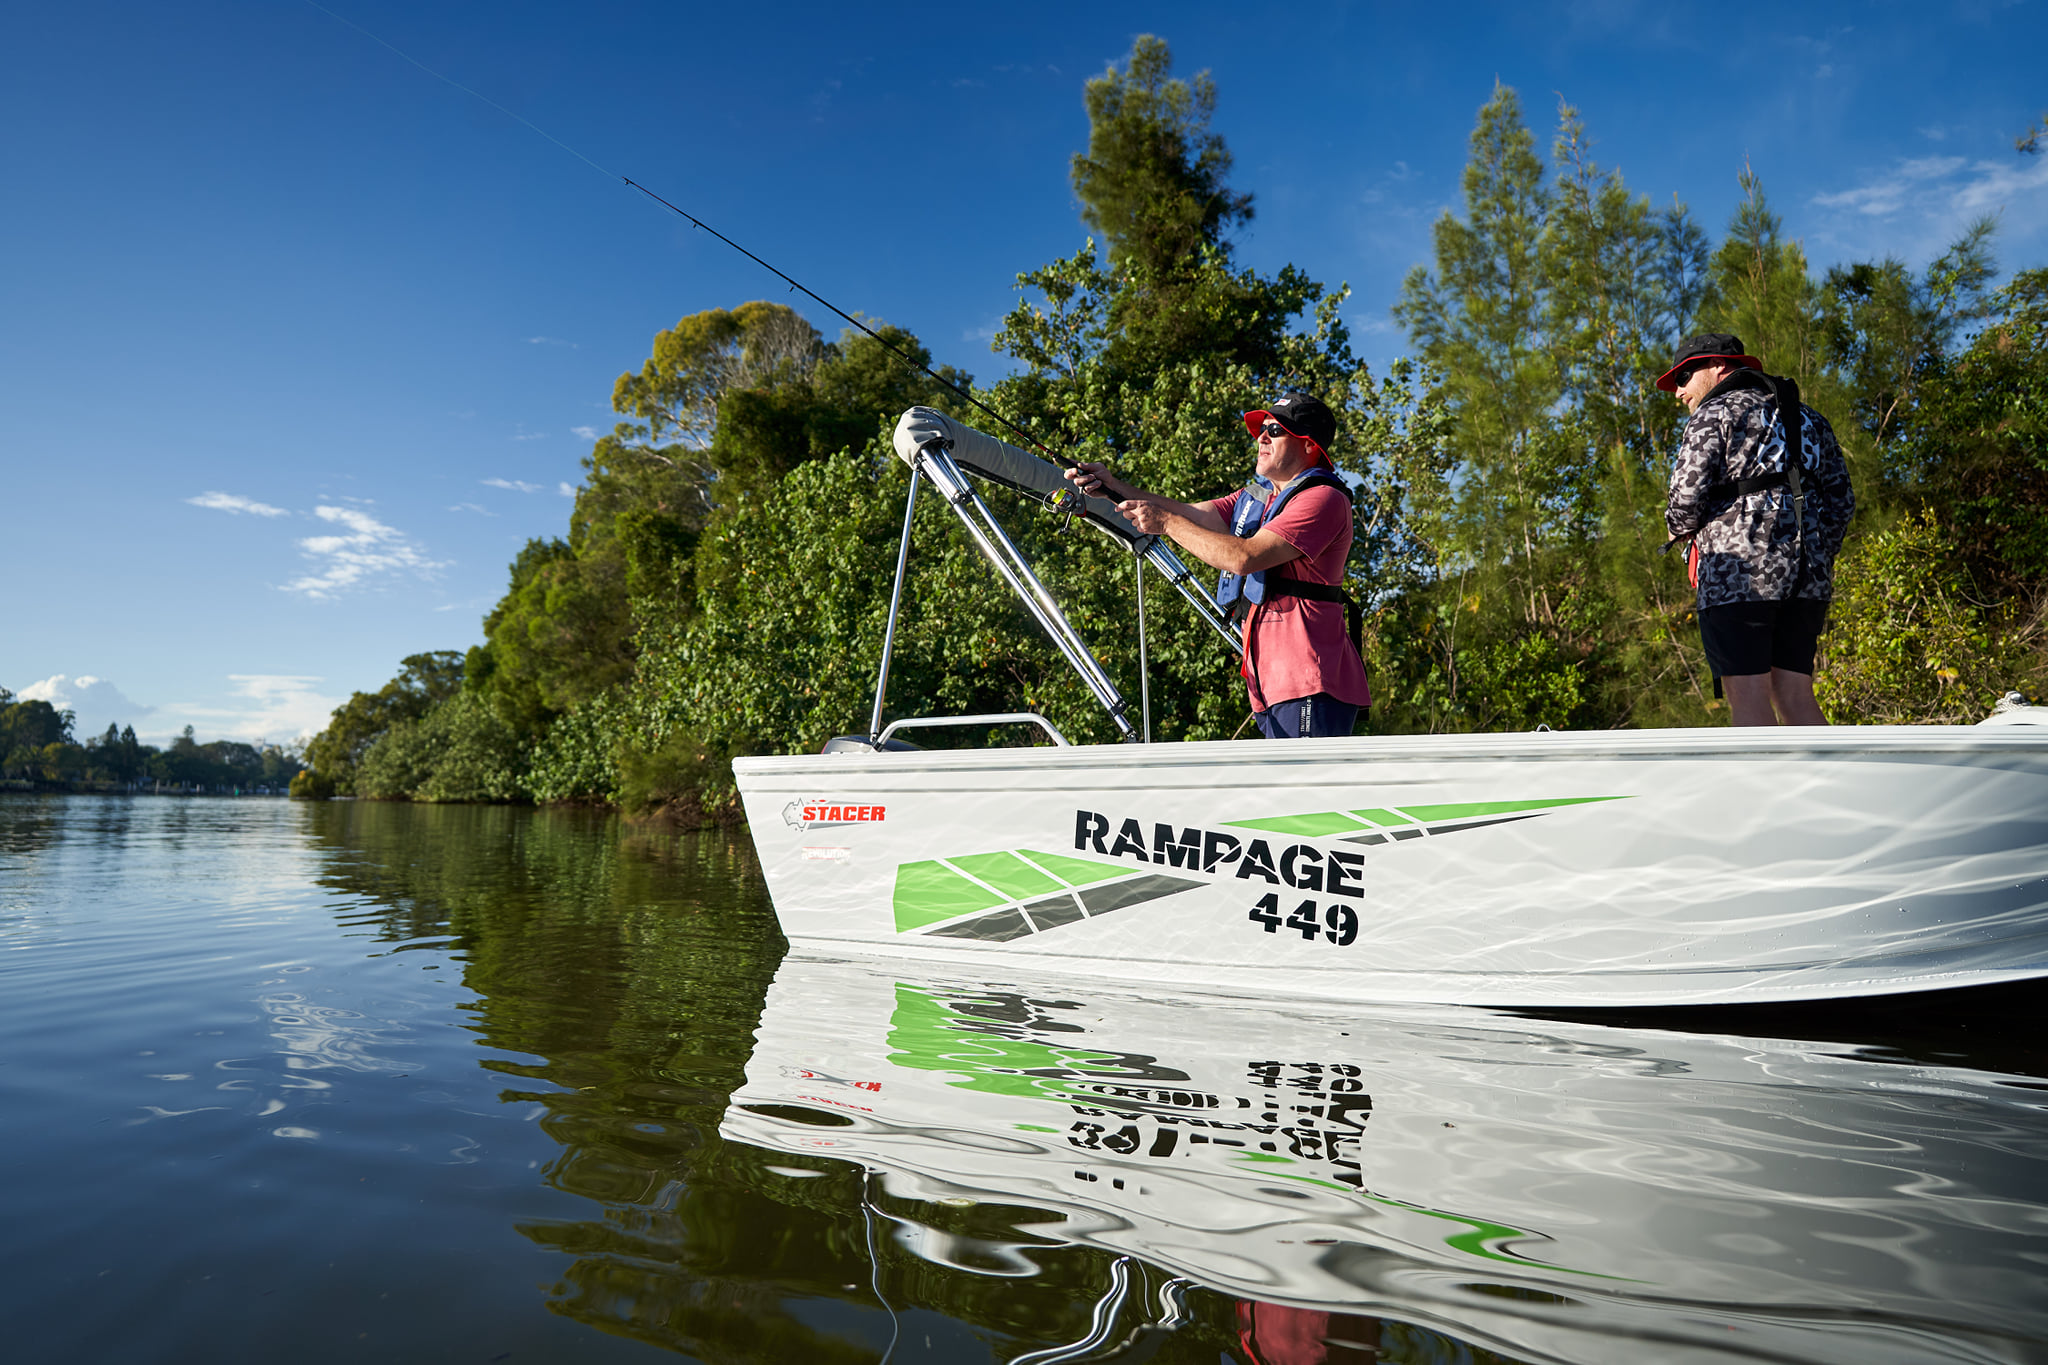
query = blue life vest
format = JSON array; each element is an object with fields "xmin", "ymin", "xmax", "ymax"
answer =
[{"xmin": 1214, "ymin": 468, "xmax": 1353, "ymax": 619}]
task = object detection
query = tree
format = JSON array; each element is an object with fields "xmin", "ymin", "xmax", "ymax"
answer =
[
  {"xmin": 525, "ymin": 47, "xmax": 1445, "ymax": 812},
  {"xmin": 1067, "ymin": 37, "xmax": 1280, "ymax": 373},
  {"xmin": 0, "ymin": 691, "xmax": 74, "ymax": 780},
  {"xmin": 1543, "ymin": 102, "xmax": 1716, "ymax": 728},
  {"xmin": 1818, "ymin": 220, "xmax": 1998, "ymax": 461},
  {"xmin": 611, "ymin": 300, "xmax": 826, "ymax": 478},
  {"xmin": 298, "ymin": 653, "xmax": 465, "ymax": 796},
  {"xmin": 357, "ymin": 691, "xmax": 528, "ymax": 803},
  {"xmin": 1071, "ymin": 35, "xmax": 1251, "ymax": 274},
  {"xmin": 1894, "ymin": 267, "xmax": 2048, "ymax": 594},
  {"xmin": 1392, "ymin": 82, "xmax": 1600, "ymax": 731}
]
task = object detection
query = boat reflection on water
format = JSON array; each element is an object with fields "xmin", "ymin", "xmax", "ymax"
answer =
[{"xmin": 722, "ymin": 954, "xmax": 2048, "ymax": 1365}]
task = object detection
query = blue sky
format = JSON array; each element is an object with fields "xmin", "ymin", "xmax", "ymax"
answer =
[{"xmin": 6, "ymin": 0, "xmax": 2044, "ymax": 745}]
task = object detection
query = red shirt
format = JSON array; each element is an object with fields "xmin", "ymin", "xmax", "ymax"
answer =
[{"xmin": 1207, "ymin": 481, "xmax": 1371, "ymax": 712}]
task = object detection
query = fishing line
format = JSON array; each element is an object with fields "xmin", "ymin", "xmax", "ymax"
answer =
[
  {"xmin": 301, "ymin": 0, "xmax": 1075, "ymax": 470},
  {"xmin": 300, "ymin": 0, "xmax": 618, "ymax": 181},
  {"xmin": 860, "ymin": 1169, "xmax": 902, "ymax": 1365}
]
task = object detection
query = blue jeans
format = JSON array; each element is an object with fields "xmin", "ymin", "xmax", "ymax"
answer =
[{"xmin": 1255, "ymin": 694, "xmax": 1361, "ymax": 740}]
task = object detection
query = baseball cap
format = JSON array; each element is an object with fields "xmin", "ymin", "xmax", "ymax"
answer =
[{"xmin": 1242, "ymin": 391, "xmax": 1337, "ymax": 464}]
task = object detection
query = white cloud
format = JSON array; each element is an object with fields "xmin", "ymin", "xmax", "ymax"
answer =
[
  {"xmin": 557, "ymin": 482, "xmax": 577, "ymax": 498},
  {"xmin": 188, "ymin": 491, "xmax": 288, "ymax": 517},
  {"xmin": 1811, "ymin": 149, "xmax": 2048, "ymax": 261},
  {"xmin": 15, "ymin": 674, "xmax": 155, "ymax": 733},
  {"xmin": 512, "ymin": 430, "xmax": 547, "ymax": 441},
  {"xmin": 482, "ymin": 478, "xmax": 543, "ymax": 493},
  {"xmin": 526, "ymin": 336, "xmax": 578, "ymax": 348},
  {"xmin": 449, "ymin": 502, "xmax": 494, "ymax": 516},
  {"xmin": 282, "ymin": 505, "xmax": 447, "ymax": 599},
  {"xmin": 151, "ymin": 676, "xmax": 342, "ymax": 745},
  {"xmin": 571, "ymin": 425, "xmax": 600, "ymax": 441},
  {"xmin": 1814, "ymin": 154, "xmax": 1971, "ymax": 216}
]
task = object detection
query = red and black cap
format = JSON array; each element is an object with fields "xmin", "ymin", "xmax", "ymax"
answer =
[
  {"xmin": 1655, "ymin": 334, "xmax": 1763, "ymax": 392},
  {"xmin": 1242, "ymin": 390, "xmax": 1337, "ymax": 465}
]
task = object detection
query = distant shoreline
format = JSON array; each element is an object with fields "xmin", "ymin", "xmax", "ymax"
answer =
[{"xmin": 0, "ymin": 780, "xmax": 293, "ymax": 798}]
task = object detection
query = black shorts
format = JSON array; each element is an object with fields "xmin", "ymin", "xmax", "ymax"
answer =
[
  {"xmin": 1255, "ymin": 693, "xmax": 1363, "ymax": 740},
  {"xmin": 1699, "ymin": 598, "xmax": 1829, "ymax": 678}
]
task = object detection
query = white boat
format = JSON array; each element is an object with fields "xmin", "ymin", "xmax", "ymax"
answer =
[
  {"xmin": 723, "ymin": 954, "xmax": 2048, "ymax": 1364},
  {"xmin": 732, "ymin": 409, "xmax": 2048, "ymax": 1008}
]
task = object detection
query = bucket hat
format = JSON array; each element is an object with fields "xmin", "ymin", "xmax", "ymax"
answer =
[{"xmin": 1655, "ymin": 334, "xmax": 1763, "ymax": 392}]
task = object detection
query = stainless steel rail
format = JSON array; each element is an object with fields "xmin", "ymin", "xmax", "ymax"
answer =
[
  {"xmin": 914, "ymin": 441, "xmax": 1138, "ymax": 741},
  {"xmin": 875, "ymin": 712, "xmax": 1071, "ymax": 748}
]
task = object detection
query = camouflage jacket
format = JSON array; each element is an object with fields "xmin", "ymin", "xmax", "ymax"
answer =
[{"xmin": 1666, "ymin": 371, "xmax": 1854, "ymax": 609}]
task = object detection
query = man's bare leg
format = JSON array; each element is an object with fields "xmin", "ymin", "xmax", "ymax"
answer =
[
  {"xmin": 1722, "ymin": 673, "xmax": 1780, "ymax": 726},
  {"xmin": 1770, "ymin": 668, "xmax": 1827, "ymax": 725}
]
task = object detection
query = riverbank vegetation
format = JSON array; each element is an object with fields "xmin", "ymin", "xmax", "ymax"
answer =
[
  {"xmin": 0, "ymin": 689, "xmax": 302, "ymax": 793},
  {"xmin": 292, "ymin": 38, "xmax": 2048, "ymax": 818}
]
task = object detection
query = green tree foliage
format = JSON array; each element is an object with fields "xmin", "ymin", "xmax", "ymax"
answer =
[
  {"xmin": 1696, "ymin": 168, "xmax": 1826, "ymax": 386},
  {"xmin": 1069, "ymin": 37, "xmax": 1283, "ymax": 374},
  {"xmin": 459, "ymin": 305, "xmax": 971, "ymax": 763},
  {"xmin": 1817, "ymin": 510, "xmax": 2042, "ymax": 722},
  {"xmin": 1385, "ymin": 87, "xmax": 2041, "ymax": 732},
  {"xmin": 1890, "ymin": 268, "xmax": 2048, "ymax": 594},
  {"xmin": 467, "ymin": 535, "xmax": 631, "ymax": 735},
  {"xmin": 1071, "ymin": 34, "xmax": 1251, "ymax": 274},
  {"xmin": 0, "ymin": 689, "xmax": 74, "ymax": 778},
  {"xmin": 357, "ymin": 691, "xmax": 529, "ymax": 803},
  {"xmin": 1, "ymin": 693, "xmax": 299, "ymax": 791},
  {"xmin": 1390, "ymin": 87, "xmax": 1715, "ymax": 732},
  {"xmin": 297, "ymin": 652, "xmax": 465, "ymax": 796},
  {"xmin": 305, "ymin": 57, "xmax": 2046, "ymax": 822},
  {"xmin": 1817, "ymin": 220, "xmax": 1997, "ymax": 457},
  {"xmin": 521, "ymin": 77, "xmax": 1447, "ymax": 813}
]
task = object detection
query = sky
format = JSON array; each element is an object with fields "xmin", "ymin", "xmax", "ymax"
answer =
[{"xmin": 5, "ymin": 0, "xmax": 2045, "ymax": 747}]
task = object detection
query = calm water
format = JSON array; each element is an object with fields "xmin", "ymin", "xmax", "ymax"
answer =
[{"xmin": 3, "ymin": 794, "xmax": 2046, "ymax": 1365}]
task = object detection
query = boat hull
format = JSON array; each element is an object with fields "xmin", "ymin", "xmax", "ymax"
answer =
[{"xmin": 732, "ymin": 726, "xmax": 2048, "ymax": 1007}]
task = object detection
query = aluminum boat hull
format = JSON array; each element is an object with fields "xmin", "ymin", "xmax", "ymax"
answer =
[{"xmin": 732, "ymin": 725, "xmax": 2048, "ymax": 1007}]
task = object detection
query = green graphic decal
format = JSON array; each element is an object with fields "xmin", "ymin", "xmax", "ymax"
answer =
[
  {"xmin": 1395, "ymin": 796, "xmax": 1625, "ymax": 823},
  {"xmin": 1017, "ymin": 849, "xmax": 1130, "ymax": 887},
  {"xmin": 1225, "ymin": 796, "xmax": 1630, "ymax": 837},
  {"xmin": 898, "ymin": 799, "xmax": 1631, "ymax": 936},
  {"xmin": 893, "ymin": 848, "xmax": 1142, "ymax": 934},
  {"xmin": 1226, "ymin": 811, "xmax": 1373, "ymax": 837},
  {"xmin": 949, "ymin": 851, "xmax": 1064, "ymax": 900},
  {"xmin": 893, "ymin": 860, "xmax": 1008, "ymax": 932}
]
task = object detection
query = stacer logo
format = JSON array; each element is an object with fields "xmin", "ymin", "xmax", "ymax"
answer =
[{"xmin": 783, "ymin": 799, "xmax": 888, "ymax": 833}]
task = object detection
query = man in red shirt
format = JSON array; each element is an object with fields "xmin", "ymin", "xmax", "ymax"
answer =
[{"xmin": 1063, "ymin": 392, "xmax": 1371, "ymax": 738}]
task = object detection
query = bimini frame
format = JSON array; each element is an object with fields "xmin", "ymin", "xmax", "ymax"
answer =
[{"xmin": 864, "ymin": 407, "xmax": 1240, "ymax": 748}]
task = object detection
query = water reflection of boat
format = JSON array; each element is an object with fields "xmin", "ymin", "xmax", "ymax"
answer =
[
  {"xmin": 733, "ymin": 410, "xmax": 2048, "ymax": 1008},
  {"xmin": 722, "ymin": 953, "xmax": 2048, "ymax": 1365}
]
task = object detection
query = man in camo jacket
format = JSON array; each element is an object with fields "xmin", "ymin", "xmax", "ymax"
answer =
[{"xmin": 1660, "ymin": 333, "xmax": 1854, "ymax": 726}]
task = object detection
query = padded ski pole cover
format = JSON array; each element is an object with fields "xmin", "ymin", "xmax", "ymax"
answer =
[{"xmin": 892, "ymin": 406, "xmax": 1143, "ymax": 545}]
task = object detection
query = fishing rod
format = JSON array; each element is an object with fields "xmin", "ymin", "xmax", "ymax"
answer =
[{"xmin": 303, "ymin": 0, "xmax": 1083, "ymax": 479}]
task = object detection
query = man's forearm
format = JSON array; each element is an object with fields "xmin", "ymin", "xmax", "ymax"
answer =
[{"xmin": 1158, "ymin": 513, "xmax": 1297, "ymax": 574}]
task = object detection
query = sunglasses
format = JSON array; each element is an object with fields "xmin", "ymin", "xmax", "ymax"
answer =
[{"xmin": 1260, "ymin": 421, "xmax": 1294, "ymax": 438}]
